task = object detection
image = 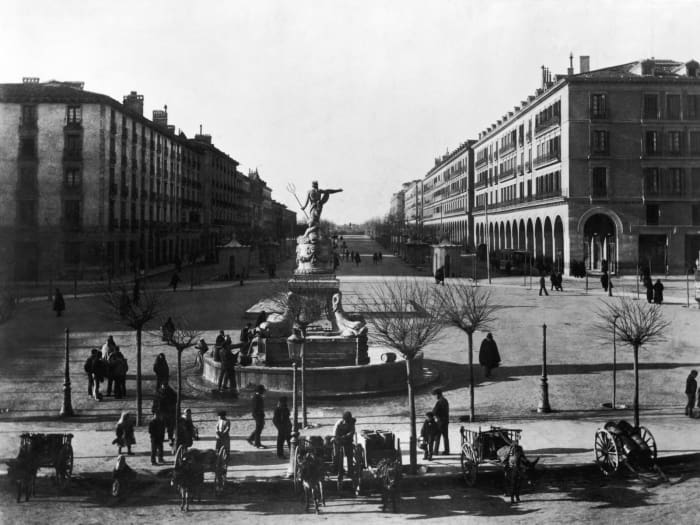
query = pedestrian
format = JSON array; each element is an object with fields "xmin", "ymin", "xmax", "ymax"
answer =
[
  {"xmin": 420, "ymin": 411, "xmax": 438, "ymax": 460},
  {"xmin": 91, "ymin": 352, "xmax": 108, "ymax": 401},
  {"xmin": 216, "ymin": 410, "xmax": 231, "ymax": 458},
  {"xmin": 148, "ymin": 411, "xmax": 165, "ymax": 465},
  {"xmin": 53, "ymin": 288, "xmax": 65, "ymax": 317},
  {"xmin": 155, "ymin": 382, "xmax": 177, "ymax": 445},
  {"xmin": 432, "ymin": 388, "xmax": 450, "ymax": 455},
  {"xmin": 378, "ymin": 251, "xmax": 383, "ymax": 263},
  {"xmin": 644, "ymin": 276, "xmax": 654, "ymax": 303},
  {"xmin": 653, "ymin": 279, "xmax": 664, "ymax": 304},
  {"xmin": 194, "ymin": 338, "xmax": 208, "ymax": 369},
  {"xmin": 550, "ymin": 271, "xmax": 557, "ymax": 291},
  {"xmin": 176, "ymin": 408, "xmax": 194, "ymax": 451},
  {"xmin": 355, "ymin": 252, "xmax": 361, "ymax": 266},
  {"xmin": 247, "ymin": 384, "xmax": 266, "ymax": 448},
  {"xmin": 214, "ymin": 330, "xmax": 226, "ymax": 361},
  {"xmin": 112, "ymin": 411, "xmax": 136, "ymax": 455},
  {"xmin": 153, "ymin": 353, "xmax": 170, "ymax": 391},
  {"xmin": 240, "ymin": 323, "xmax": 252, "ymax": 345},
  {"xmin": 435, "ymin": 266, "xmax": 445, "ymax": 285},
  {"xmin": 132, "ymin": 278, "xmax": 140, "ymax": 305},
  {"xmin": 101, "ymin": 335, "xmax": 118, "ymax": 360},
  {"xmin": 84, "ymin": 348, "xmax": 99, "ymax": 398},
  {"xmin": 161, "ymin": 317, "xmax": 175, "ymax": 342},
  {"xmin": 600, "ymin": 271, "xmax": 609, "ymax": 292},
  {"xmin": 169, "ymin": 272, "xmax": 180, "ymax": 291},
  {"xmin": 479, "ymin": 332, "xmax": 501, "ymax": 379},
  {"xmin": 110, "ymin": 348, "xmax": 128, "ymax": 399},
  {"xmin": 685, "ymin": 370, "xmax": 697, "ymax": 417},
  {"xmin": 218, "ymin": 345, "xmax": 238, "ymax": 397},
  {"xmin": 556, "ymin": 272, "xmax": 564, "ymax": 291},
  {"xmin": 333, "ymin": 411, "xmax": 356, "ymax": 477},
  {"xmin": 538, "ymin": 274, "xmax": 549, "ymax": 296},
  {"xmin": 273, "ymin": 397, "xmax": 292, "ymax": 459}
]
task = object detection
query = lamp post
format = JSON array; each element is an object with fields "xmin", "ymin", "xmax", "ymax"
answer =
[
  {"xmin": 612, "ymin": 314, "xmax": 619, "ymax": 409},
  {"xmin": 537, "ymin": 323, "xmax": 551, "ymax": 413},
  {"xmin": 286, "ymin": 333, "xmax": 303, "ymax": 478},
  {"xmin": 59, "ymin": 328, "xmax": 74, "ymax": 417}
]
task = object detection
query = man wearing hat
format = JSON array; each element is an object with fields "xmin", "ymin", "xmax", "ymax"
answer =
[
  {"xmin": 248, "ymin": 384, "xmax": 266, "ymax": 448},
  {"xmin": 333, "ymin": 411, "xmax": 356, "ymax": 478},
  {"xmin": 432, "ymin": 389, "xmax": 450, "ymax": 455}
]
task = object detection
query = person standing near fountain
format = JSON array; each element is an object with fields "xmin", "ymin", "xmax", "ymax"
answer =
[{"xmin": 247, "ymin": 385, "xmax": 266, "ymax": 448}]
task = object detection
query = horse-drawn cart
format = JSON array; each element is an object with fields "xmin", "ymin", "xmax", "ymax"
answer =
[
  {"xmin": 354, "ymin": 429, "xmax": 401, "ymax": 496},
  {"xmin": 19, "ymin": 432, "xmax": 74, "ymax": 488},
  {"xmin": 293, "ymin": 434, "xmax": 364, "ymax": 495},
  {"xmin": 460, "ymin": 426, "xmax": 522, "ymax": 486},
  {"xmin": 174, "ymin": 445, "xmax": 228, "ymax": 495},
  {"xmin": 594, "ymin": 420, "xmax": 665, "ymax": 479}
]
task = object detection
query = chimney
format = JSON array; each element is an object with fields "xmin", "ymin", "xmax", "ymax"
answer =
[
  {"xmin": 123, "ymin": 91, "xmax": 144, "ymax": 116},
  {"xmin": 567, "ymin": 52, "xmax": 574, "ymax": 76},
  {"xmin": 580, "ymin": 55, "xmax": 590, "ymax": 73},
  {"xmin": 152, "ymin": 105, "xmax": 168, "ymax": 128}
]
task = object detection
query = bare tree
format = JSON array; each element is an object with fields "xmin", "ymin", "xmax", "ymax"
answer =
[
  {"xmin": 595, "ymin": 295, "xmax": 669, "ymax": 428},
  {"xmin": 358, "ymin": 279, "xmax": 443, "ymax": 474},
  {"xmin": 161, "ymin": 317, "xmax": 201, "ymax": 450},
  {"xmin": 102, "ymin": 281, "xmax": 165, "ymax": 425},
  {"xmin": 437, "ymin": 283, "xmax": 499, "ymax": 422}
]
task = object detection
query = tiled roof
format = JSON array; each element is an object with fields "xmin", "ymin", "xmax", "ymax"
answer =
[{"xmin": 0, "ymin": 82, "xmax": 116, "ymax": 104}]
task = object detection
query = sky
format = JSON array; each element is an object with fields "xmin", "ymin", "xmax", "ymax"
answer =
[{"xmin": 3, "ymin": 0, "xmax": 700, "ymax": 225}]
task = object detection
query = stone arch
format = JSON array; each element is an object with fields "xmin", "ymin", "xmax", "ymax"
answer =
[
  {"xmin": 519, "ymin": 219, "xmax": 526, "ymax": 250},
  {"xmin": 535, "ymin": 218, "xmax": 543, "ymax": 258},
  {"xmin": 499, "ymin": 222, "xmax": 505, "ymax": 250},
  {"xmin": 554, "ymin": 216, "xmax": 564, "ymax": 272},
  {"xmin": 489, "ymin": 222, "xmax": 494, "ymax": 250},
  {"xmin": 583, "ymin": 213, "xmax": 618, "ymax": 273},
  {"xmin": 544, "ymin": 216, "xmax": 553, "ymax": 262},
  {"xmin": 505, "ymin": 222, "xmax": 512, "ymax": 249}
]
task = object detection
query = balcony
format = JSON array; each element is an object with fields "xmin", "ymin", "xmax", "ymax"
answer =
[
  {"xmin": 498, "ymin": 143, "xmax": 516, "ymax": 156},
  {"xmin": 535, "ymin": 114, "xmax": 560, "ymax": 135},
  {"xmin": 533, "ymin": 151, "xmax": 560, "ymax": 168}
]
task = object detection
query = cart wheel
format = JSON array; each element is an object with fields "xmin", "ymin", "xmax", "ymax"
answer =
[
  {"xmin": 594, "ymin": 429, "xmax": 619, "ymax": 475},
  {"xmin": 638, "ymin": 426, "xmax": 657, "ymax": 460},
  {"xmin": 460, "ymin": 444, "xmax": 478, "ymax": 487},
  {"xmin": 174, "ymin": 445, "xmax": 186, "ymax": 468},
  {"xmin": 111, "ymin": 479, "xmax": 121, "ymax": 497},
  {"xmin": 57, "ymin": 444, "xmax": 73, "ymax": 489},
  {"xmin": 293, "ymin": 447, "xmax": 304, "ymax": 494},
  {"xmin": 353, "ymin": 445, "xmax": 365, "ymax": 496},
  {"xmin": 215, "ymin": 446, "xmax": 228, "ymax": 495}
]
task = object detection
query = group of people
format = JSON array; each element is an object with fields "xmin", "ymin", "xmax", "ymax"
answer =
[
  {"xmin": 642, "ymin": 275, "xmax": 665, "ymax": 304},
  {"xmin": 84, "ymin": 336, "xmax": 129, "ymax": 401},
  {"xmin": 371, "ymin": 252, "xmax": 383, "ymax": 264}
]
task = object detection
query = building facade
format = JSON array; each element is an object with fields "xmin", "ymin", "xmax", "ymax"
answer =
[{"xmin": 0, "ymin": 79, "xmax": 295, "ymax": 281}]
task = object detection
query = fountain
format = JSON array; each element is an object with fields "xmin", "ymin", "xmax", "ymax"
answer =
[{"xmin": 201, "ymin": 181, "xmax": 434, "ymax": 397}]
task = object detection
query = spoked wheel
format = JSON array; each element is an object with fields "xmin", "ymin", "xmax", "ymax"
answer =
[
  {"xmin": 352, "ymin": 445, "xmax": 365, "ymax": 497},
  {"xmin": 57, "ymin": 443, "xmax": 73, "ymax": 489},
  {"xmin": 460, "ymin": 444, "xmax": 478, "ymax": 487},
  {"xmin": 594, "ymin": 429, "xmax": 619, "ymax": 475},
  {"xmin": 215, "ymin": 446, "xmax": 228, "ymax": 495},
  {"xmin": 637, "ymin": 426, "xmax": 657, "ymax": 460},
  {"xmin": 174, "ymin": 445, "xmax": 186, "ymax": 468},
  {"xmin": 111, "ymin": 479, "xmax": 121, "ymax": 497},
  {"xmin": 293, "ymin": 447, "xmax": 304, "ymax": 494}
]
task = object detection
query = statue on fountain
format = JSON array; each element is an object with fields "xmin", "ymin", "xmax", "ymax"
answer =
[{"xmin": 301, "ymin": 181, "xmax": 343, "ymax": 241}]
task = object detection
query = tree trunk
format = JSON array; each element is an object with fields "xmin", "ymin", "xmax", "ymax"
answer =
[
  {"xmin": 406, "ymin": 358, "xmax": 417, "ymax": 474},
  {"xmin": 174, "ymin": 347, "xmax": 182, "ymax": 450},
  {"xmin": 633, "ymin": 343, "xmax": 640, "ymax": 428},
  {"xmin": 468, "ymin": 331, "xmax": 475, "ymax": 422},
  {"xmin": 136, "ymin": 327, "xmax": 143, "ymax": 426}
]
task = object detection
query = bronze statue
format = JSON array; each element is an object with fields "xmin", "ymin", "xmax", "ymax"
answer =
[{"xmin": 301, "ymin": 181, "xmax": 342, "ymax": 238}]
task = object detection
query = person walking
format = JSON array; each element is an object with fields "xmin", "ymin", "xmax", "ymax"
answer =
[
  {"xmin": 479, "ymin": 332, "xmax": 501, "ymax": 379},
  {"xmin": 685, "ymin": 370, "xmax": 697, "ymax": 417},
  {"xmin": 169, "ymin": 272, "xmax": 180, "ymax": 292},
  {"xmin": 148, "ymin": 411, "xmax": 165, "ymax": 465},
  {"xmin": 333, "ymin": 411, "xmax": 356, "ymax": 477},
  {"xmin": 247, "ymin": 385, "xmax": 266, "ymax": 448},
  {"xmin": 420, "ymin": 411, "xmax": 439, "ymax": 461},
  {"xmin": 153, "ymin": 353, "xmax": 170, "ymax": 391},
  {"xmin": 91, "ymin": 352, "xmax": 108, "ymax": 401},
  {"xmin": 176, "ymin": 408, "xmax": 195, "ymax": 451},
  {"xmin": 432, "ymin": 389, "xmax": 450, "ymax": 455},
  {"xmin": 53, "ymin": 288, "xmax": 65, "ymax": 317},
  {"xmin": 653, "ymin": 279, "xmax": 664, "ymax": 304},
  {"xmin": 161, "ymin": 317, "xmax": 175, "ymax": 342},
  {"xmin": 84, "ymin": 348, "xmax": 99, "ymax": 398},
  {"xmin": 155, "ymin": 382, "xmax": 177, "ymax": 446},
  {"xmin": 644, "ymin": 276, "xmax": 654, "ymax": 303},
  {"xmin": 113, "ymin": 411, "xmax": 136, "ymax": 455},
  {"xmin": 273, "ymin": 397, "xmax": 292, "ymax": 459},
  {"xmin": 538, "ymin": 274, "xmax": 549, "ymax": 296},
  {"xmin": 110, "ymin": 348, "xmax": 128, "ymax": 399},
  {"xmin": 218, "ymin": 345, "xmax": 238, "ymax": 397},
  {"xmin": 435, "ymin": 266, "xmax": 445, "ymax": 285},
  {"xmin": 216, "ymin": 411, "xmax": 231, "ymax": 458}
]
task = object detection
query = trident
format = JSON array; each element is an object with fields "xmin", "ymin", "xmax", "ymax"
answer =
[{"xmin": 287, "ymin": 182, "xmax": 309, "ymax": 221}]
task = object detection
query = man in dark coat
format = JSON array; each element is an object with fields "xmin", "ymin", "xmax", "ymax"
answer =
[
  {"xmin": 156, "ymin": 382, "xmax": 177, "ymax": 444},
  {"xmin": 110, "ymin": 349, "xmax": 128, "ymax": 399},
  {"xmin": 148, "ymin": 412, "xmax": 166, "ymax": 465},
  {"xmin": 538, "ymin": 274, "xmax": 549, "ymax": 296},
  {"xmin": 272, "ymin": 397, "xmax": 292, "ymax": 459},
  {"xmin": 653, "ymin": 279, "xmax": 664, "ymax": 304},
  {"xmin": 685, "ymin": 370, "xmax": 697, "ymax": 417},
  {"xmin": 53, "ymin": 288, "xmax": 65, "ymax": 317},
  {"xmin": 247, "ymin": 385, "xmax": 266, "ymax": 448},
  {"xmin": 432, "ymin": 389, "xmax": 450, "ymax": 455},
  {"xmin": 644, "ymin": 276, "xmax": 654, "ymax": 303},
  {"xmin": 84, "ymin": 348, "xmax": 99, "ymax": 397},
  {"xmin": 479, "ymin": 332, "xmax": 501, "ymax": 379}
]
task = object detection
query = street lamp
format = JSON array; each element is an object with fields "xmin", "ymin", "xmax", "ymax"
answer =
[
  {"xmin": 537, "ymin": 323, "xmax": 551, "ymax": 413},
  {"xmin": 286, "ymin": 333, "xmax": 304, "ymax": 477},
  {"xmin": 59, "ymin": 328, "xmax": 74, "ymax": 417}
]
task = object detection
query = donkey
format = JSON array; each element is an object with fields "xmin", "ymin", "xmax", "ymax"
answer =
[
  {"xmin": 499, "ymin": 445, "xmax": 540, "ymax": 504},
  {"xmin": 375, "ymin": 458, "xmax": 402, "ymax": 513},
  {"xmin": 172, "ymin": 458, "xmax": 204, "ymax": 512},
  {"xmin": 6, "ymin": 454, "xmax": 38, "ymax": 503},
  {"xmin": 298, "ymin": 451, "xmax": 324, "ymax": 514}
]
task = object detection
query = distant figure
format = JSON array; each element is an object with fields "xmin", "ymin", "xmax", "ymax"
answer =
[
  {"xmin": 53, "ymin": 288, "xmax": 65, "ymax": 317},
  {"xmin": 685, "ymin": 370, "xmax": 697, "ymax": 417},
  {"xmin": 169, "ymin": 272, "xmax": 180, "ymax": 292},
  {"xmin": 240, "ymin": 323, "xmax": 252, "ymax": 345},
  {"xmin": 148, "ymin": 412, "xmax": 165, "ymax": 465},
  {"xmin": 378, "ymin": 252, "xmax": 383, "ymax": 263},
  {"xmin": 435, "ymin": 266, "xmax": 445, "ymax": 285},
  {"xmin": 216, "ymin": 411, "xmax": 231, "ymax": 458},
  {"xmin": 109, "ymin": 348, "xmax": 128, "ymax": 399},
  {"xmin": 273, "ymin": 397, "xmax": 292, "ymax": 459},
  {"xmin": 644, "ymin": 276, "xmax": 654, "ymax": 303},
  {"xmin": 153, "ymin": 353, "xmax": 170, "ymax": 391},
  {"xmin": 161, "ymin": 317, "xmax": 175, "ymax": 342},
  {"xmin": 432, "ymin": 389, "xmax": 449, "ymax": 455},
  {"xmin": 479, "ymin": 332, "xmax": 501, "ymax": 379},
  {"xmin": 101, "ymin": 335, "xmax": 118, "ymax": 360},
  {"xmin": 113, "ymin": 412, "xmax": 136, "ymax": 455},
  {"xmin": 600, "ymin": 271, "xmax": 609, "ymax": 292},
  {"xmin": 194, "ymin": 338, "xmax": 208, "ymax": 369},
  {"xmin": 538, "ymin": 274, "xmax": 549, "ymax": 296},
  {"xmin": 247, "ymin": 385, "xmax": 266, "ymax": 448},
  {"xmin": 354, "ymin": 252, "xmax": 361, "ymax": 266},
  {"xmin": 653, "ymin": 279, "xmax": 664, "ymax": 304}
]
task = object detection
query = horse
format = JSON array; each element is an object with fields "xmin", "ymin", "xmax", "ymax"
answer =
[
  {"xmin": 6, "ymin": 454, "xmax": 37, "ymax": 503},
  {"xmin": 172, "ymin": 458, "xmax": 204, "ymax": 512},
  {"xmin": 298, "ymin": 451, "xmax": 324, "ymax": 514},
  {"xmin": 375, "ymin": 458, "xmax": 402, "ymax": 513},
  {"xmin": 498, "ymin": 445, "xmax": 540, "ymax": 504}
]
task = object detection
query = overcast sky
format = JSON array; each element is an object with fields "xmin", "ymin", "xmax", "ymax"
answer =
[{"xmin": 3, "ymin": 0, "xmax": 699, "ymax": 225}]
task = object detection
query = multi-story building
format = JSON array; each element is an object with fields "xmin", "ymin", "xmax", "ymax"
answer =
[
  {"xmin": 472, "ymin": 57, "xmax": 700, "ymax": 274},
  {"xmin": 422, "ymin": 141, "xmax": 474, "ymax": 245},
  {"xmin": 403, "ymin": 179, "xmax": 422, "ymax": 237},
  {"xmin": 0, "ymin": 78, "xmax": 294, "ymax": 281}
]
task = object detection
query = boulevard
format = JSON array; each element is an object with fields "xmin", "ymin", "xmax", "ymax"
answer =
[{"xmin": 1, "ymin": 235, "xmax": 699, "ymax": 523}]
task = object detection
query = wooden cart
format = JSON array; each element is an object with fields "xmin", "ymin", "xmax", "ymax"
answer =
[{"xmin": 459, "ymin": 425, "xmax": 521, "ymax": 486}]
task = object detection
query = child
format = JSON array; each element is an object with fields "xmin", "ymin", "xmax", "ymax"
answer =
[
  {"xmin": 148, "ymin": 412, "xmax": 165, "ymax": 465},
  {"xmin": 420, "ymin": 411, "xmax": 438, "ymax": 461},
  {"xmin": 215, "ymin": 410, "xmax": 231, "ymax": 459}
]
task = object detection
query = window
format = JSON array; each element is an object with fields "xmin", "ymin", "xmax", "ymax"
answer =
[
  {"xmin": 645, "ymin": 131, "xmax": 659, "ymax": 155},
  {"xmin": 66, "ymin": 105, "xmax": 82, "ymax": 124},
  {"xmin": 65, "ymin": 135, "xmax": 82, "ymax": 157},
  {"xmin": 591, "ymin": 94, "xmax": 607, "ymax": 118},
  {"xmin": 64, "ymin": 168, "xmax": 81, "ymax": 187},
  {"xmin": 690, "ymin": 132, "xmax": 700, "ymax": 154},
  {"xmin": 693, "ymin": 204, "xmax": 700, "ymax": 225},
  {"xmin": 592, "ymin": 167, "xmax": 607, "ymax": 197},
  {"xmin": 645, "ymin": 168, "xmax": 660, "ymax": 195},
  {"xmin": 20, "ymin": 137, "xmax": 36, "ymax": 158},
  {"xmin": 63, "ymin": 200, "xmax": 81, "ymax": 230},
  {"xmin": 687, "ymin": 95, "xmax": 700, "ymax": 119},
  {"xmin": 646, "ymin": 204, "xmax": 659, "ymax": 225},
  {"xmin": 667, "ymin": 94, "xmax": 681, "ymax": 119},
  {"xmin": 644, "ymin": 94, "xmax": 659, "ymax": 119},
  {"xmin": 592, "ymin": 130, "xmax": 609, "ymax": 154},
  {"xmin": 21, "ymin": 105, "xmax": 37, "ymax": 127},
  {"xmin": 667, "ymin": 131, "xmax": 682, "ymax": 154},
  {"xmin": 17, "ymin": 200, "xmax": 37, "ymax": 226},
  {"xmin": 693, "ymin": 168, "xmax": 700, "ymax": 197},
  {"xmin": 669, "ymin": 167, "xmax": 683, "ymax": 194}
]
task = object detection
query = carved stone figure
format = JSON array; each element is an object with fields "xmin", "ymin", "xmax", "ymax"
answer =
[
  {"xmin": 331, "ymin": 291, "xmax": 367, "ymax": 336},
  {"xmin": 301, "ymin": 181, "xmax": 343, "ymax": 239},
  {"xmin": 257, "ymin": 292, "xmax": 296, "ymax": 338}
]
